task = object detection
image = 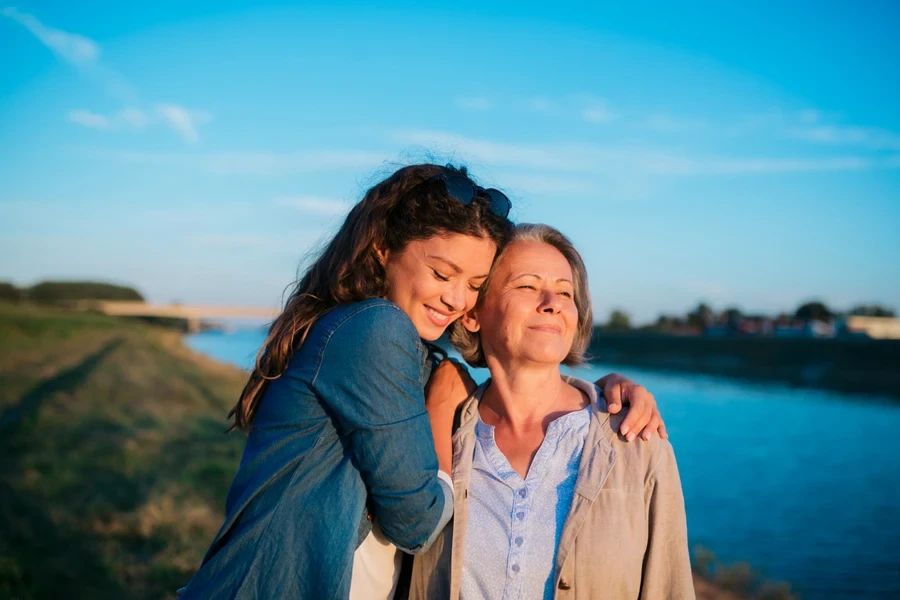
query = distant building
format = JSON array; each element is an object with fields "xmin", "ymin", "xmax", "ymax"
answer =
[{"xmin": 843, "ymin": 316, "xmax": 900, "ymax": 340}]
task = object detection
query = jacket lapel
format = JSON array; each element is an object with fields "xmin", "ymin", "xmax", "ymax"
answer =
[
  {"xmin": 554, "ymin": 387, "xmax": 617, "ymax": 578},
  {"xmin": 448, "ymin": 386, "xmax": 483, "ymax": 600}
]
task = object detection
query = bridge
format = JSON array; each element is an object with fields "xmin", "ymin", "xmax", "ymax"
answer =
[{"xmin": 81, "ymin": 301, "xmax": 280, "ymax": 332}]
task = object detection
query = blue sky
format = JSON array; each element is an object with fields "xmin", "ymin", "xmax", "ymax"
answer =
[{"xmin": 1, "ymin": 1, "xmax": 898, "ymax": 323}]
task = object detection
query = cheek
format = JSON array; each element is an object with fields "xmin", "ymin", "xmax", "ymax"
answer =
[
  {"xmin": 464, "ymin": 288, "xmax": 480, "ymax": 311},
  {"xmin": 564, "ymin": 306, "xmax": 579, "ymax": 336}
]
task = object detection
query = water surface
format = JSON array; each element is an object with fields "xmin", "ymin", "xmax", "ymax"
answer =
[{"xmin": 187, "ymin": 328, "xmax": 900, "ymax": 599}]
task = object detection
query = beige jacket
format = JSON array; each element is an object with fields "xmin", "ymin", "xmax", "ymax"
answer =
[{"xmin": 408, "ymin": 376, "xmax": 695, "ymax": 600}]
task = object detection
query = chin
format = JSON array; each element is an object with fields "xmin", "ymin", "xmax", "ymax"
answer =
[{"xmin": 414, "ymin": 321, "xmax": 446, "ymax": 341}]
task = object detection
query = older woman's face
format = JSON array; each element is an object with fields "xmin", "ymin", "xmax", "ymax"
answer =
[{"xmin": 474, "ymin": 240, "xmax": 578, "ymax": 366}]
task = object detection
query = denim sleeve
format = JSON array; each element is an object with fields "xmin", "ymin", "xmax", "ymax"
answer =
[{"xmin": 312, "ymin": 303, "xmax": 452, "ymax": 554}]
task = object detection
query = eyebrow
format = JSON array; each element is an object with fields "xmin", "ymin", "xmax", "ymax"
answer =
[
  {"xmin": 427, "ymin": 255, "xmax": 489, "ymax": 279},
  {"xmin": 511, "ymin": 273, "xmax": 573, "ymax": 285}
]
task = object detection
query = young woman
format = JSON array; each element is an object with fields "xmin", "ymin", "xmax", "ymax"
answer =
[{"xmin": 180, "ymin": 165, "xmax": 665, "ymax": 600}]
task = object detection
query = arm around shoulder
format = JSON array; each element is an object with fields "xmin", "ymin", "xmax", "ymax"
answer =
[{"xmin": 312, "ymin": 302, "xmax": 450, "ymax": 553}]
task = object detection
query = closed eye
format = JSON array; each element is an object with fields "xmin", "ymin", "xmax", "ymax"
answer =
[{"xmin": 432, "ymin": 269, "xmax": 450, "ymax": 282}]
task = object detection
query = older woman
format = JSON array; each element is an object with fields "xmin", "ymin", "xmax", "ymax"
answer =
[{"xmin": 410, "ymin": 224, "xmax": 694, "ymax": 600}]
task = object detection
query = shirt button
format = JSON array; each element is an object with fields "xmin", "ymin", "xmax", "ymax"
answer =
[
  {"xmin": 518, "ymin": 488, "xmax": 527, "ymax": 498},
  {"xmin": 515, "ymin": 536, "xmax": 524, "ymax": 546},
  {"xmin": 511, "ymin": 564, "xmax": 521, "ymax": 573},
  {"xmin": 516, "ymin": 511, "xmax": 525, "ymax": 520}
]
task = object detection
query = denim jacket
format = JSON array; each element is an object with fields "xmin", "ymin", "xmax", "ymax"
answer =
[{"xmin": 181, "ymin": 299, "xmax": 453, "ymax": 600}]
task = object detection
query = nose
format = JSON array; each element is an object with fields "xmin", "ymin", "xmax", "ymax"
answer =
[
  {"xmin": 441, "ymin": 279, "xmax": 468, "ymax": 313},
  {"xmin": 539, "ymin": 289, "xmax": 562, "ymax": 314}
]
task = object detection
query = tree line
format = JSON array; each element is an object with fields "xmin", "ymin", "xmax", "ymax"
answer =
[
  {"xmin": 599, "ymin": 301, "xmax": 897, "ymax": 333},
  {"xmin": 0, "ymin": 281, "xmax": 144, "ymax": 304}
]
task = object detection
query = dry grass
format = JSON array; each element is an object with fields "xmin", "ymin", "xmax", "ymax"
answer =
[{"xmin": 0, "ymin": 303, "xmax": 246, "ymax": 600}]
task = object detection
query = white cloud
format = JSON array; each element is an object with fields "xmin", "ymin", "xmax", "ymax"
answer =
[
  {"xmin": 84, "ymin": 147, "xmax": 387, "ymax": 175},
  {"xmin": 1, "ymin": 7, "xmax": 99, "ymax": 65},
  {"xmin": 273, "ymin": 195, "xmax": 351, "ymax": 216},
  {"xmin": 798, "ymin": 109, "xmax": 821, "ymax": 124},
  {"xmin": 580, "ymin": 97, "xmax": 617, "ymax": 123},
  {"xmin": 67, "ymin": 109, "xmax": 109, "ymax": 129},
  {"xmin": 392, "ymin": 129, "xmax": 900, "ymax": 176},
  {"xmin": 5, "ymin": 8, "xmax": 208, "ymax": 145},
  {"xmin": 525, "ymin": 97, "xmax": 556, "ymax": 114},
  {"xmin": 454, "ymin": 97, "xmax": 492, "ymax": 111},
  {"xmin": 157, "ymin": 104, "xmax": 211, "ymax": 144},
  {"xmin": 792, "ymin": 124, "xmax": 900, "ymax": 151},
  {"xmin": 643, "ymin": 113, "xmax": 708, "ymax": 133},
  {"xmin": 118, "ymin": 107, "xmax": 148, "ymax": 130},
  {"xmin": 67, "ymin": 107, "xmax": 150, "ymax": 132}
]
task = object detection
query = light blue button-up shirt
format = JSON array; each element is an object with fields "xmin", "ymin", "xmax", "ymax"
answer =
[{"xmin": 460, "ymin": 404, "xmax": 592, "ymax": 600}]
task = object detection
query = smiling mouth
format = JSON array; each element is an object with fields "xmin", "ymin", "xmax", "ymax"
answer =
[
  {"xmin": 425, "ymin": 306, "xmax": 452, "ymax": 327},
  {"xmin": 530, "ymin": 325, "xmax": 562, "ymax": 334}
]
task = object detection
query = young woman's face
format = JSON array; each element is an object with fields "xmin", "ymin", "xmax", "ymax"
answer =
[
  {"xmin": 384, "ymin": 233, "xmax": 497, "ymax": 340},
  {"xmin": 471, "ymin": 240, "xmax": 578, "ymax": 366}
]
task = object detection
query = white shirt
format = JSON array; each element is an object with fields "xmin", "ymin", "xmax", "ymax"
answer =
[{"xmin": 349, "ymin": 470, "xmax": 454, "ymax": 600}]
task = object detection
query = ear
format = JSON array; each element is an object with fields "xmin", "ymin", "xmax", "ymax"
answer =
[{"xmin": 461, "ymin": 309, "xmax": 481, "ymax": 333}]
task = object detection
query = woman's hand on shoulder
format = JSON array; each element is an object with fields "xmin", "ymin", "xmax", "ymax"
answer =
[{"xmin": 595, "ymin": 373, "xmax": 667, "ymax": 442}]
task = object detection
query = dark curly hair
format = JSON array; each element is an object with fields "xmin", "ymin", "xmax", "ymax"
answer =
[{"xmin": 229, "ymin": 163, "xmax": 513, "ymax": 432}]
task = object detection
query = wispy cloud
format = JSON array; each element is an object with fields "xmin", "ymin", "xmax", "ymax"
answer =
[
  {"xmin": 119, "ymin": 108, "xmax": 148, "ymax": 130},
  {"xmin": 643, "ymin": 113, "xmax": 708, "ymax": 133},
  {"xmin": 798, "ymin": 109, "xmax": 821, "ymax": 124},
  {"xmin": 67, "ymin": 107, "xmax": 148, "ymax": 131},
  {"xmin": 84, "ymin": 148, "xmax": 387, "ymax": 175},
  {"xmin": 579, "ymin": 96, "xmax": 617, "ymax": 123},
  {"xmin": 791, "ymin": 124, "xmax": 900, "ymax": 151},
  {"xmin": 66, "ymin": 102, "xmax": 209, "ymax": 145},
  {"xmin": 524, "ymin": 97, "xmax": 557, "ymax": 114},
  {"xmin": 67, "ymin": 109, "xmax": 110, "ymax": 129},
  {"xmin": 454, "ymin": 96, "xmax": 492, "ymax": 111},
  {"xmin": 392, "ymin": 129, "xmax": 900, "ymax": 177},
  {"xmin": 4, "ymin": 7, "xmax": 209, "ymax": 144},
  {"xmin": 1, "ymin": 7, "xmax": 99, "ymax": 65},
  {"xmin": 273, "ymin": 195, "xmax": 351, "ymax": 215},
  {"xmin": 156, "ymin": 104, "xmax": 212, "ymax": 144}
]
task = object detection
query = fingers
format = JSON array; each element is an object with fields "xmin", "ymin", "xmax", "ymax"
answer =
[
  {"xmin": 604, "ymin": 382, "xmax": 623, "ymax": 414},
  {"xmin": 639, "ymin": 410, "xmax": 663, "ymax": 441},
  {"xmin": 658, "ymin": 419, "xmax": 668, "ymax": 440},
  {"xmin": 619, "ymin": 385, "xmax": 651, "ymax": 442}
]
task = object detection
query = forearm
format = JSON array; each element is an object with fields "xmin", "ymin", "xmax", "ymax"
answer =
[{"xmin": 428, "ymin": 402, "xmax": 456, "ymax": 474}]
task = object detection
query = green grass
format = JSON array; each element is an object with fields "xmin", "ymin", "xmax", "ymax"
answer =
[{"xmin": 0, "ymin": 303, "xmax": 247, "ymax": 600}]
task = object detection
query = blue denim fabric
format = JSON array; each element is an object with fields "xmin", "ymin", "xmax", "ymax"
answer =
[{"xmin": 181, "ymin": 299, "xmax": 452, "ymax": 600}]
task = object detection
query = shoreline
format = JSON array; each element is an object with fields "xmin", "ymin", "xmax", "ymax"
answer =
[{"xmin": 588, "ymin": 331, "xmax": 900, "ymax": 400}]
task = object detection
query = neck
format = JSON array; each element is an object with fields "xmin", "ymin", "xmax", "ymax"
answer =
[{"xmin": 480, "ymin": 357, "xmax": 582, "ymax": 434}]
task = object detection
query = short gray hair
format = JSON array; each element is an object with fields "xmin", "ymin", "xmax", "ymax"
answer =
[{"xmin": 450, "ymin": 223, "xmax": 593, "ymax": 368}]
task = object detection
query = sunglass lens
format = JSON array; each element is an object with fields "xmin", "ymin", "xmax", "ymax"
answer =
[
  {"xmin": 441, "ymin": 175, "xmax": 476, "ymax": 205},
  {"xmin": 485, "ymin": 189, "xmax": 511, "ymax": 218}
]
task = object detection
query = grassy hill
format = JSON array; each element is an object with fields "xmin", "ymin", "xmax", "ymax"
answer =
[{"xmin": 0, "ymin": 303, "xmax": 245, "ymax": 599}]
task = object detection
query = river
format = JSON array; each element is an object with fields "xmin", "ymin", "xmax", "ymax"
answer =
[{"xmin": 187, "ymin": 328, "xmax": 900, "ymax": 599}]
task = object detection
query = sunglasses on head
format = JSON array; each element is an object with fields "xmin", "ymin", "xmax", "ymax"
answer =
[{"xmin": 420, "ymin": 173, "xmax": 511, "ymax": 218}]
